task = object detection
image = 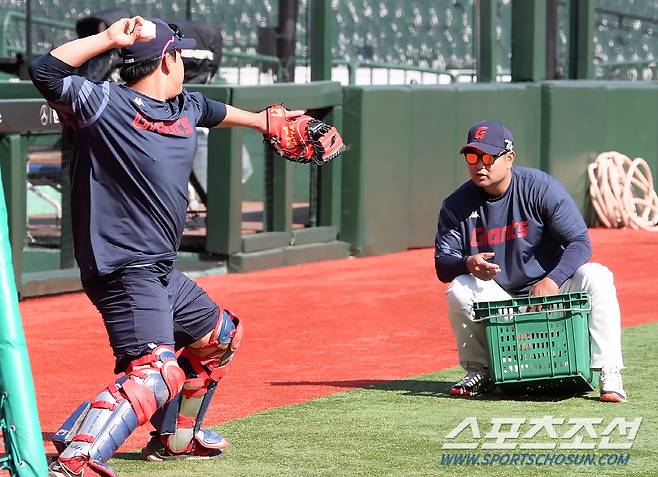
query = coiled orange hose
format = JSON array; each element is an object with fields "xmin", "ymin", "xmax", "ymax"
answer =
[{"xmin": 588, "ymin": 151, "xmax": 658, "ymax": 231}]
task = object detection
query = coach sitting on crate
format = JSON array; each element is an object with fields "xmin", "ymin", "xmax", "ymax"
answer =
[{"xmin": 434, "ymin": 120, "xmax": 626, "ymax": 403}]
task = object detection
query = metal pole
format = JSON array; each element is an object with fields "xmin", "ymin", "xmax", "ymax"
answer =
[
  {"xmin": 568, "ymin": 0, "xmax": 595, "ymax": 79},
  {"xmin": 307, "ymin": 0, "xmax": 331, "ymax": 230},
  {"xmin": 186, "ymin": 0, "xmax": 192, "ymax": 21},
  {"xmin": 576, "ymin": 0, "xmax": 595, "ymax": 79},
  {"xmin": 545, "ymin": 0, "xmax": 558, "ymax": 79},
  {"xmin": 511, "ymin": 0, "xmax": 546, "ymax": 82},
  {"xmin": 310, "ymin": 0, "xmax": 331, "ymax": 81},
  {"xmin": 25, "ymin": 0, "xmax": 32, "ymax": 63},
  {"xmin": 0, "ymin": 135, "xmax": 25, "ymax": 291},
  {"xmin": 477, "ymin": 0, "xmax": 497, "ymax": 82},
  {"xmin": 266, "ymin": 0, "xmax": 298, "ymax": 233},
  {"xmin": 276, "ymin": 0, "xmax": 299, "ymax": 83},
  {"xmin": 19, "ymin": 0, "xmax": 33, "ymax": 80}
]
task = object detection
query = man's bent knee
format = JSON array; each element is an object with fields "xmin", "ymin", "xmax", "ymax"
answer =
[
  {"xmin": 157, "ymin": 309, "xmax": 242, "ymax": 455},
  {"xmin": 574, "ymin": 263, "xmax": 614, "ymax": 287},
  {"xmin": 446, "ymin": 274, "xmax": 478, "ymax": 308},
  {"xmin": 121, "ymin": 345, "xmax": 186, "ymax": 424},
  {"xmin": 187, "ymin": 309, "xmax": 243, "ymax": 365}
]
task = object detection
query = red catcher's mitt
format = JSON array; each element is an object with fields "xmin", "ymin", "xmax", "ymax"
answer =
[{"xmin": 263, "ymin": 104, "xmax": 345, "ymax": 165}]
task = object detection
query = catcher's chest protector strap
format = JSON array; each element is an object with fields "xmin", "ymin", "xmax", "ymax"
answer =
[
  {"xmin": 159, "ymin": 309, "xmax": 242, "ymax": 454},
  {"xmin": 52, "ymin": 345, "xmax": 185, "ymax": 476}
]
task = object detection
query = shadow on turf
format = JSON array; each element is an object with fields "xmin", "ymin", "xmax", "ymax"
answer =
[
  {"xmin": 43, "ymin": 430, "xmax": 145, "ymax": 462},
  {"xmin": 111, "ymin": 451, "xmax": 227, "ymax": 461},
  {"xmin": 269, "ymin": 379, "xmax": 595, "ymax": 402}
]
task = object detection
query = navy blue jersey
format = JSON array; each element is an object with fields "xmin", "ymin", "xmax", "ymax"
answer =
[
  {"xmin": 30, "ymin": 54, "xmax": 227, "ymax": 278},
  {"xmin": 434, "ymin": 166, "xmax": 592, "ymax": 295}
]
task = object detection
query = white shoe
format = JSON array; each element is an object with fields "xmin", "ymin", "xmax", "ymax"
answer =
[{"xmin": 599, "ymin": 365, "xmax": 627, "ymax": 403}]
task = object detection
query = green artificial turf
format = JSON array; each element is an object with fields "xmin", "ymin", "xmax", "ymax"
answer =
[{"xmin": 111, "ymin": 321, "xmax": 658, "ymax": 477}]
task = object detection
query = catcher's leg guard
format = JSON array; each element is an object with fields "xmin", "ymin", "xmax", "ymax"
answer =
[
  {"xmin": 50, "ymin": 345, "xmax": 185, "ymax": 476},
  {"xmin": 145, "ymin": 309, "xmax": 242, "ymax": 460}
]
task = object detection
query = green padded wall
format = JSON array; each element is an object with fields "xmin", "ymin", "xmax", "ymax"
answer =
[
  {"xmin": 604, "ymin": 83, "xmax": 658, "ymax": 190},
  {"xmin": 408, "ymin": 85, "xmax": 459, "ymax": 249},
  {"xmin": 453, "ymin": 84, "xmax": 501, "ymax": 185},
  {"xmin": 0, "ymin": 81, "xmax": 40, "ymax": 99},
  {"xmin": 541, "ymin": 81, "xmax": 658, "ymax": 214},
  {"xmin": 341, "ymin": 86, "xmax": 412, "ymax": 256},
  {"xmin": 343, "ymin": 83, "xmax": 544, "ymax": 253},
  {"xmin": 488, "ymin": 84, "xmax": 543, "ymax": 170},
  {"xmin": 541, "ymin": 81, "xmax": 608, "ymax": 212},
  {"xmin": 229, "ymin": 81, "xmax": 342, "ymax": 111}
]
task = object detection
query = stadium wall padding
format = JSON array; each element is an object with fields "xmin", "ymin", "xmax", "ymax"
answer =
[
  {"xmin": 341, "ymin": 83, "xmax": 543, "ymax": 254},
  {"xmin": 541, "ymin": 81, "xmax": 658, "ymax": 214},
  {"xmin": 341, "ymin": 86, "xmax": 412, "ymax": 256},
  {"xmin": 0, "ymin": 80, "xmax": 40, "ymax": 98}
]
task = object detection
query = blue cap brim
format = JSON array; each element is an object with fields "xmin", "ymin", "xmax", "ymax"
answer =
[{"xmin": 460, "ymin": 141, "xmax": 505, "ymax": 155}]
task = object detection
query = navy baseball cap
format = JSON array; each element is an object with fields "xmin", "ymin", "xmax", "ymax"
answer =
[
  {"xmin": 121, "ymin": 19, "xmax": 196, "ymax": 65},
  {"xmin": 460, "ymin": 120, "xmax": 514, "ymax": 156}
]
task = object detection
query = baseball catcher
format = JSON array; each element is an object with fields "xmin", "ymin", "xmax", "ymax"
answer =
[{"xmin": 28, "ymin": 17, "xmax": 328, "ymax": 477}]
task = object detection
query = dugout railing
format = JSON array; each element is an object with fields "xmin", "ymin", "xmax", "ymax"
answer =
[{"xmin": 187, "ymin": 80, "xmax": 349, "ymax": 273}]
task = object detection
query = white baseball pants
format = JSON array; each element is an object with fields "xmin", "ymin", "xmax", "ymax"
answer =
[{"xmin": 445, "ymin": 263, "xmax": 624, "ymax": 370}]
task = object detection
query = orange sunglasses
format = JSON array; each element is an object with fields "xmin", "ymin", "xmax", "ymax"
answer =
[{"xmin": 464, "ymin": 151, "xmax": 505, "ymax": 166}]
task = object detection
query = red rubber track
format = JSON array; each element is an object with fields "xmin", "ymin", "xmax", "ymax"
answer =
[{"xmin": 17, "ymin": 228, "xmax": 657, "ymax": 454}]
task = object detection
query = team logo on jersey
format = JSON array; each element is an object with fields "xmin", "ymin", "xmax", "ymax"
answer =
[
  {"xmin": 132, "ymin": 112, "xmax": 194, "ymax": 136},
  {"xmin": 469, "ymin": 210, "xmax": 480, "ymax": 219},
  {"xmin": 133, "ymin": 97, "xmax": 144, "ymax": 107},
  {"xmin": 470, "ymin": 220, "xmax": 528, "ymax": 247},
  {"xmin": 473, "ymin": 126, "xmax": 488, "ymax": 140}
]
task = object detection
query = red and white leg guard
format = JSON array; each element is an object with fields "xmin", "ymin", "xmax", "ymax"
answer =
[
  {"xmin": 158, "ymin": 310, "xmax": 242, "ymax": 456},
  {"xmin": 51, "ymin": 345, "xmax": 185, "ymax": 476}
]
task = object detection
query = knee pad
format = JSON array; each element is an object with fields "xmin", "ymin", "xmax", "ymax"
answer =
[
  {"xmin": 53, "ymin": 345, "xmax": 185, "ymax": 475},
  {"xmin": 183, "ymin": 308, "xmax": 243, "ymax": 379},
  {"xmin": 121, "ymin": 345, "xmax": 186, "ymax": 424},
  {"xmin": 156, "ymin": 309, "xmax": 242, "ymax": 454}
]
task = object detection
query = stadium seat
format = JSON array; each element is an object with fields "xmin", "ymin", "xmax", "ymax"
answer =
[{"xmin": 0, "ymin": 0, "xmax": 655, "ymax": 82}]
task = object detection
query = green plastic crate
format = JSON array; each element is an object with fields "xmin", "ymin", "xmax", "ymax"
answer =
[{"xmin": 473, "ymin": 292, "xmax": 599, "ymax": 394}]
